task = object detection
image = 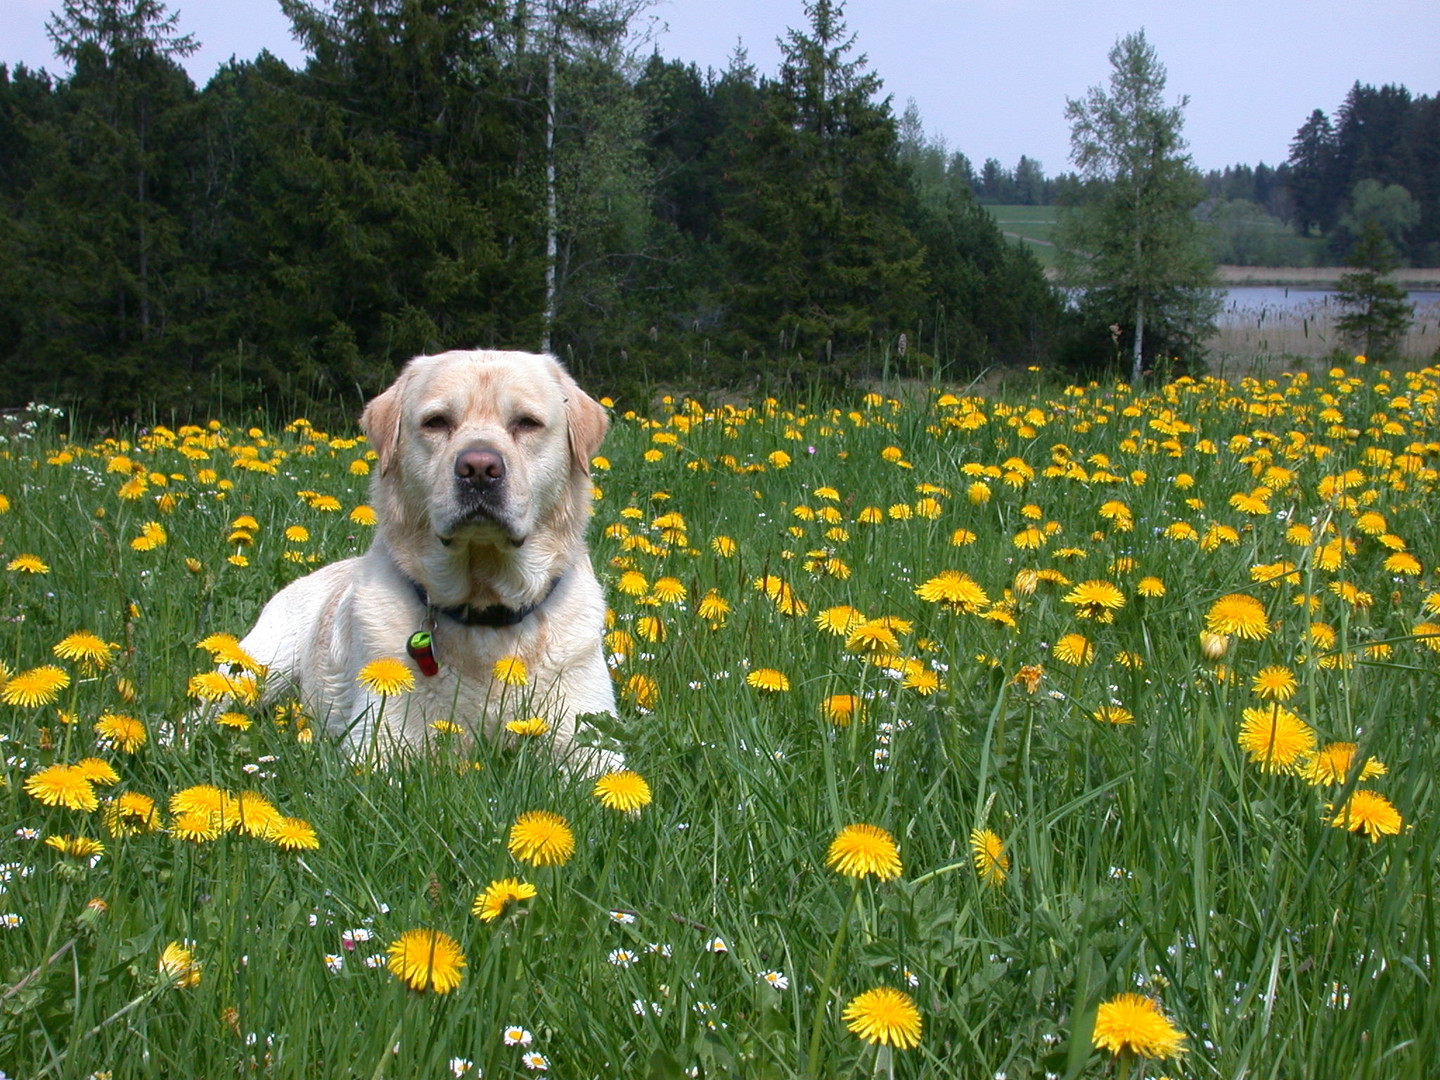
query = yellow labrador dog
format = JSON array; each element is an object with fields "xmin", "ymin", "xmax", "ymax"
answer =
[{"xmin": 237, "ymin": 349, "xmax": 620, "ymax": 773}]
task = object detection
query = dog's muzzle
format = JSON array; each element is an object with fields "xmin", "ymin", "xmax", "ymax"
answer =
[{"xmin": 440, "ymin": 443, "xmax": 522, "ymax": 545}]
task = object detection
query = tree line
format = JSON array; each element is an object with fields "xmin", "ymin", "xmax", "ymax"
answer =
[
  {"xmin": 0, "ymin": 0, "xmax": 1060, "ymax": 420},
  {"xmin": 1197, "ymin": 82, "xmax": 1439, "ymax": 267}
]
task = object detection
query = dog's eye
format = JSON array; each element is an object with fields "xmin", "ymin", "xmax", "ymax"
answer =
[
  {"xmin": 511, "ymin": 416, "xmax": 543, "ymax": 435},
  {"xmin": 421, "ymin": 414, "xmax": 451, "ymax": 432}
]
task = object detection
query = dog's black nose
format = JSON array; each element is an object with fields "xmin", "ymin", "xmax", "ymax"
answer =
[{"xmin": 455, "ymin": 446, "xmax": 505, "ymax": 486}]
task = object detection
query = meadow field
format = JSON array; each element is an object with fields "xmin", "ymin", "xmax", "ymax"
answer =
[{"xmin": 2, "ymin": 364, "xmax": 1439, "ymax": 1079}]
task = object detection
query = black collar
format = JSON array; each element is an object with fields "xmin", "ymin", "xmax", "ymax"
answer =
[{"xmin": 407, "ymin": 574, "xmax": 563, "ymax": 628}]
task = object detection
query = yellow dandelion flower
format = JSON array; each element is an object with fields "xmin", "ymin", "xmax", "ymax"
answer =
[
  {"xmin": 158, "ymin": 941, "xmax": 202, "ymax": 988},
  {"xmin": 1412, "ymin": 622, "xmax": 1440, "ymax": 654},
  {"xmin": 822, "ymin": 693, "xmax": 862, "ymax": 726},
  {"xmin": 170, "ymin": 811, "xmax": 223, "ymax": 843},
  {"xmin": 284, "ymin": 525, "xmax": 310, "ymax": 543},
  {"xmin": 350, "ymin": 505, "xmax": 378, "ymax": 526},
  {"xmin": 815, "ymin": 605, "xmax": 865, "ymax": 635},
  {"xmin": 1053, "ymin": 633, "xmax": 1094, "ymax": 666},
  {"xmin": 1063, "ymin": 580, "xmax": 1126, "ymax": 621},
  {"xmin": 472, "ymin": 878, "xmax": 537, "ymax": 922},
  {"xmin": 129, "ymin": 521, "xmax": 167, "ymax": 551},
  {"xmin": 45, "ymin": 834, "xmax": 105, "ymax": 859},
  {"xmin": 915, "ymin": 570, "xmax": 989, "ymax": 613},
  {"xmin": 1092, "ymin": 993, "xmax": 1186, "ymax": 1059},
  {"xmin": 234, "ymin": 791, "xmax": 283, "ymax": 838},
  {"xmin": 267, "ymin": 816, "xmax": 320, "ymax": 851},
  {"xmin": 753, "ymin": 573, "xmax": 806, "ymax": 616},
  {"xmin": 710, "ymin": 535, "xmax": 738, "ymax": 557},
  {"xmin": 1205, "ymin": 593, "xmax": 1270, "ymax": 641},
  {"xmin": 3, "ymin": 665, "xmax": 70, "ymax": 707},
  {"xmin": 696, "ymin": 589, "xmax": 730, "ymax": 628},
  {"xmin": 593, "ymin": 770, "xmax": 653, "ymax": 813},
  {"xmin": 617, "ymin": 570, "xmax": 649, "ymax": 596},
  {"xmin": 826, "ymin": 823, "xmax": 902, "ymax": 881},
  {"xmin": 651, "ymin": 576, "xmax": 687, "ymax": 604},
  {"xmin": 1303, "ymin": 743, "xmax": 1386, "ymax": 786},
  {"xmin": 623, "ymin": 673, "xmax": 658, "ymax": 709},
  {"xmin": 387, "ymin": 928, "xmax": 466, "ymax": 993},
  {"xmin": 24, "ymin": 765, "xmax": 99, "ymax": 811},
  {"xmin": 493, "ymin": 656, "xmax": 528, "ymax": 686},
  {"xmin": 505, "ymin": 716, "xmax": 549, "ymax": 737},
  {"xmin": 1013, "ymin": 664, "xmax": 1044, "ymax": 693},
  {"xmin": 74, "ymin": 757, "xmax": 120, "ymax": 786},
  {"xmin": 1326, "ymin": 790, "xmax": 1403, "ymax": 842},
  {"xmin": 1384, "ymin": 552, "xmax": 1422, "ymax": 575},
  {"xmin": 1093, "ymin": 706, "xmax": 1134, "ymax": 725},
  {"xmin": 103, "ymin": 791, "xmax": 160, "ymax": 836},
  {"xmin": 8, "ymin": 553, "xmax": 51, "ymax": 574},
  {"xmin": 1238, "ymin": 705, "xmax": 1316, "ymax": 773},
  {"xmin": 846, "ymin": 620, "xmax": 900, "ymax": 655},
  {"xmin": 356, "ymin": 657, "xmax": 414, "ymax": 696},
  {"xmin": 94, "ymin": 712, "xmax": 146, "ymax": 753},
  {"xmin": 1251, "ymin": 665, "xmax": 1297, "ymax": 701},
  {"xmin": 635, "ymin": 614, "xmax": 667, "ymax": 643},
  {"xmin": 746, "ymin": 668, "xmax": 790, "ymax": 692},
  {"xmin": 1136, "ymin": 576, "xmax": 1165, "ymax": 597},
  {"xmin": 53, "ymin": 631, "xmax": 118, "ymax": 672},
  {"xmin": 216, "ymin": 711, "xmax": 253, "ymax": 731},
  {"xmin": 842, "ymin": 987, "xmax": 922, "ymax": 1049},
  {"xmin": 969, "ymin": 828, "xmax": 1009, "ymax": 886},
  {"xmin": 902, "ymin": 666, "xmax": 941, "ymax": 695},
  {"xmin": 507, "ymin": 810, "xmax": 575, "ymax": 867}
]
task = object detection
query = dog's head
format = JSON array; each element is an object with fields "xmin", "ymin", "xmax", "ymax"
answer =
[{"xmin": 360, "ymin": 350, "xmax": 607, "ymax": 572}]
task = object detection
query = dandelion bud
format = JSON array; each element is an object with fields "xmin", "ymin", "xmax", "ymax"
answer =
[{"xmin": 1199, "ymin": 631, "xmax": 1230, "ymax": 661}]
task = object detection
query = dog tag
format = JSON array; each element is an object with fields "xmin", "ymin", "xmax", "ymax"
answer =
[{"xmin": 407, "ymin": 630, "xmax": 439, "ymax": 676}]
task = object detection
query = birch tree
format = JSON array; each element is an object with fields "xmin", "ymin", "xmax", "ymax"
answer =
[{"xmin": 1056, "ymin": 29, "xmax": 1217, "ymax": 382}]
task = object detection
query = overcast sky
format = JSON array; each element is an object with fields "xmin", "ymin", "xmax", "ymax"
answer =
[{"xmin": 4, "ymin": 0, "xmax": 1438, "ymax": 175}]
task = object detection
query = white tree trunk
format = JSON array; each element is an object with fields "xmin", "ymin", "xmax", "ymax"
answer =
[{"xmin": 542, "ymin": 41, "xmax": 557, "ymax": 354}]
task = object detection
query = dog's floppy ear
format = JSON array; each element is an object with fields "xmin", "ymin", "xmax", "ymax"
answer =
[
  {"xmin": 360, "ymin": 376, "xmax": 405, "ymax": 477},
  {"xmin": 557, "ymin": 366, "xmax": 608, "ymax": 477}
]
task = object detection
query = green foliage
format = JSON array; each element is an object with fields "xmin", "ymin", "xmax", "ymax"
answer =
[
  {"xmin": 1055, "ymin": 29, "xmax": 1219, "ymax": 382},
  {"xmin": 719, "ymin": 0, "xmax": 926, "ymax": 375},
  {"xmin": 1334, "ymin": 221, "xmax": 1414, "ymax": 362},
  {"xmin": 1283, "ymin": 84, "xmax": 1440, "ymax": 265},
  {"xmin": 0, "ymin": 0, "xmax": 1063, "ymax": 418},
  {"xmin": 1197, "ymin": 199, "xmax": 1325, "ymax": 267}
]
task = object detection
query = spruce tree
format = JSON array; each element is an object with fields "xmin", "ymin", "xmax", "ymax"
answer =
[
  {"xmin": 721, "ymin": 0, "xmax": 924, "ymax": 373},
  {"xmin": 1334, "ymin": 220, "xmax": 1413, "ymax": 362}
]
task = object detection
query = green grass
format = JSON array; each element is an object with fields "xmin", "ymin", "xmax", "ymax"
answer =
[
  {"xmin": 2, "ymin": 367, "xmax": 1439, "ymax": 1079},
  {"xmin": 983, "ymin": 205, "xmax": 1060, "ymax": 264}
]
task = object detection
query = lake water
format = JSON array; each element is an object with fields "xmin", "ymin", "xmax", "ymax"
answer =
[{"xmin": 1223, "ymin": 286, "xmax": 1440, "ymax": 314}]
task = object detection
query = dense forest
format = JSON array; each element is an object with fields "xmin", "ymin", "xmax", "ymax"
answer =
[
  {"xmin": 0, "ymin": 0, "xmax": 1435, "ymax": 419},
  {"xmin": 1198, "ymin": 82, "xmax": 1440, "ymax": 268},
  {"xmin": 0, "ymin": 0, "xmax": 1059, "ymax": 418}
]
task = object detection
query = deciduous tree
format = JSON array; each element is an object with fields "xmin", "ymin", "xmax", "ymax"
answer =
[{"xmin": 1056, "ymin": 29, "xmax": 1218, "ymax": 381}]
